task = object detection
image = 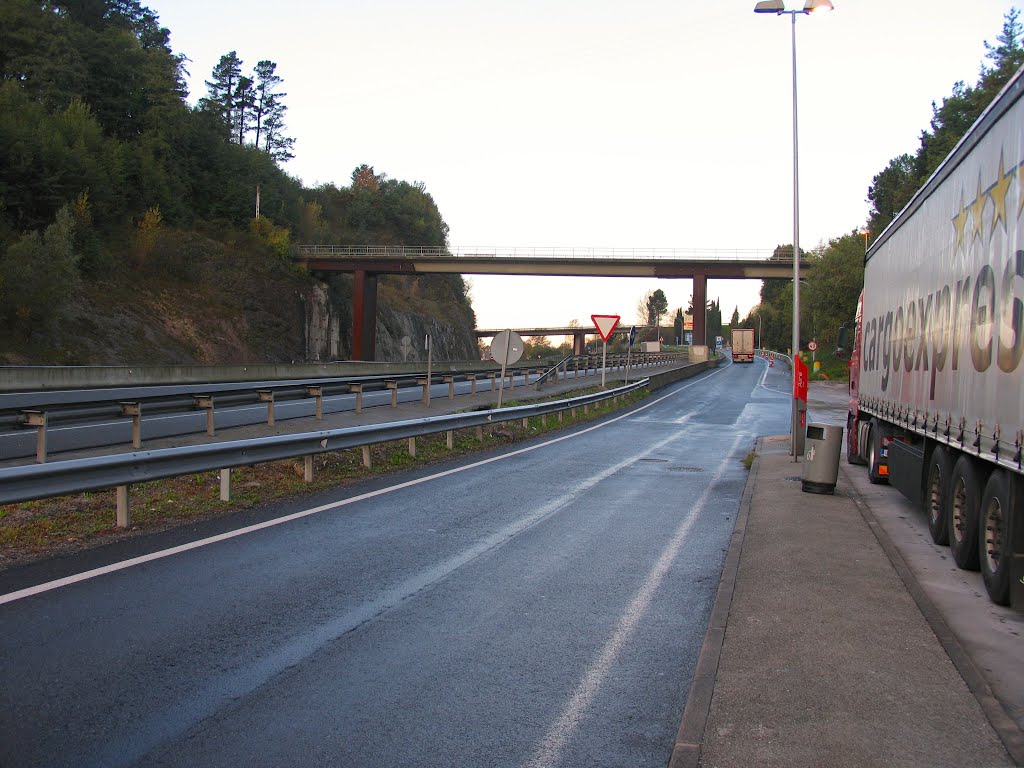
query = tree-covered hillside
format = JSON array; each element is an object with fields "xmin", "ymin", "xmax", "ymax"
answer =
[{"xmin": 0, "ymin": 0, "xmax": 476, "ymax": 364}]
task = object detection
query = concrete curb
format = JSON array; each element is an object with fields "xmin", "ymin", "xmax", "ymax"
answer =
[
  {"xmin": 841, "ymin": 463, "xmax": 1024, "ymax": 766},
  {"xmin": 667, "ymin": 435, "xmax": 761, "ymax": 768}
]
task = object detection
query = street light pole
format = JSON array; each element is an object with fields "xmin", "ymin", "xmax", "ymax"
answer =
[{"xmin": 754, "ymin": 0, "xmax": 833, "ymax": 458}]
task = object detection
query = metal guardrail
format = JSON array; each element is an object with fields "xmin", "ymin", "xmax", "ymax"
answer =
[
  {"xmin": 296, "ymin": 245, "xmax": 785, "ymax": 262},
  {"xmin": 0, "ymin": 379, "xmax": 650, "ymax": 507}
]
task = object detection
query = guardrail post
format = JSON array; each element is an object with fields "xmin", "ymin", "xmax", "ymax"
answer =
[
  {"xmin": 558, "ymin": 410, "xmax": 563, "ymax": 423},
  {"xmin": 467, "ymin": 373, "xmax": 477, "ymax": 394},
  {"xmin": 220, "ymin": 468, "xmax": 231, "ymax": 501},
  {"xmin": 386, "ymin": 381, "xmax": 399, "ymax": 408},
  {"xmin": 408, "ymin": 437, "xmax": 416, "ymax": 457},
  {"xmin": 194, "ymin": 396, "xmax": 215, "ymax": 435},
  {"xmin": 447, "ymin": 430, "xmax": 454, "ymax": 449},
  {"xmin": 118, "ymin": 402, "xmax": 142, "ymax": 449},
  {"xmin": 349, "ymin": 383, "xmax": 363, "ymax": 414},
  {"xmin": 522, "ymin": 417, "xmax": 529, "ymax": 429},
  {"xmin": 305, "ymin": 385, "xmax": 323, "ymax": 420},
  {"xmin": 304, "ymin": 455, "xmax": 313, "ymax": 482},
  {"xmin": 21, "ymin": 410, "xmax": 47, "ymax": 463},
  {"xmin": 257, "ymin": 390, "xmax": 275, "ymax": 426},
  {"xmin": 476, "ymin": 426, "xmax": 484, "ymax": 441},
  {"xmin": 489, "ymin": 373, "xmax": 497, "ymax": 391},
  {"xmin": 418, "ymin": 378, "xmax": 430, "ymax": 406},
  {"xmin": 116, "ymin": 485, "xmax": 130, "ymax": 528},
  {"xmin": 362, "ymin": 446, "xmax": 371, "ymax": 468},
  {"xmin": 584, "ymin": 403, "xmax": 589, "ymax": 415},
  {"xmin": 541, "ymin": 413, "xmax": 547, "ymax": 427},
  {"xmin": 444, "ymin": 376, "xmax": 455, "ymax": 400}
]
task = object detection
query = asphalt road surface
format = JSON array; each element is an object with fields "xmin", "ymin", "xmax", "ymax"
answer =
[{"xmin": 0, "ymin": 357, "xmax": 790, "ymax": 767}]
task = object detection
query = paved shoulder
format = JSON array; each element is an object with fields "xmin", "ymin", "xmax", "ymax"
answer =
[{"xmin": 695, "ymin": 437, "xmax": 1012, "ymax": 768}]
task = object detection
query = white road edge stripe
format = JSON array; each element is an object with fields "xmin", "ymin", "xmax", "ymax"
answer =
[
  {"xmin": 524, "ymin": 434, "xmax": 745, "ymax": 768},
  {"xmin": 1, "ymin": 363, "xmax": 729, "ymax": 606}
]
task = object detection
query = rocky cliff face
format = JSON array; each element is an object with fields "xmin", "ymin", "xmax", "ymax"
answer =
[{"xmin": 304, "ymin": 278, "xmax": 478, "ymax": 362}]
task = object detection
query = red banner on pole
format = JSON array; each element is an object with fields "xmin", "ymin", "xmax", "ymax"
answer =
[{"xmin": 794, "ymin": 356, "xmax": 809, "ymax": 402}]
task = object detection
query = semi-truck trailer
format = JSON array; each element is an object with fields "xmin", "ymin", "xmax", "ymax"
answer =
[
  {"xmin": 730, "ymin": 328, "xmax": 755, "ymax": 363},
  {"xmin": 844, "ymin": 66, "xmax": 1024, "ymax": 608}
]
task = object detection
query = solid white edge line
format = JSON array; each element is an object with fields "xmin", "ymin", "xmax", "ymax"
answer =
[{"xmin": 1, "ymin": 364, "xmax": 729, "ymax": 606}]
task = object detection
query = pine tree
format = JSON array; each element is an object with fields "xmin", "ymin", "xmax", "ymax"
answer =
[
  {"xmin": 252, "ymin": 60, "xmax": 283, "ymax": 151},
  {"xmin": 200, "ymin": 51, "xmax": 242, "ymax": 137}
]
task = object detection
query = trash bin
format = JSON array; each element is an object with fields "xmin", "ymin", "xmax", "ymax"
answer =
[{"xmin": 802, "ymin": 422, "xmax": 844, "ymax": 494}]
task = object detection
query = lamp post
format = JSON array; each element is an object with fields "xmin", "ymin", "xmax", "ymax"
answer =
[{"xmin": 754, "ymin": 0, "xmax": 833, "ymax": 458}]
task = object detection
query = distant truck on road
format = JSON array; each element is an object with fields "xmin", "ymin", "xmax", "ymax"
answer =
[
  {"xmin": 730, "ymin": 328, "xmax": 755, "ymax": 363},
  {"xmin": 843, "ymin": 66, "xmax": 1024, "ymax": 608}
]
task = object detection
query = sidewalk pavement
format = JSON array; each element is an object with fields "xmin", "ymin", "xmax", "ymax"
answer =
[{"xmin": 671, "ymin": 434, "xmax": 1023, "ymax": 768}]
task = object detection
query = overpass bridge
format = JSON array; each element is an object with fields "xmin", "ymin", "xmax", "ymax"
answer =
[
  {"xmin": 296, "ymin": 246, "xmax": 808, "ymax": 360},
  {"xmin": 475, "ymin": 325, "xmax": 661, "ymax": 356}
]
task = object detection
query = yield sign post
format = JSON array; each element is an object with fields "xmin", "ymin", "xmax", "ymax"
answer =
[{"xmin": 591, "ymin": 315, "xmax": 620, "ymax": 388}]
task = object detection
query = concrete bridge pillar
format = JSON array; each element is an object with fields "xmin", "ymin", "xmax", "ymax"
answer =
[
  {"xmin": 352, "ymin": 270, "xmax": 378, "ymax": 361},
  {"xmin": 692, "ymin": 273, "xmax": 707, "ymax": 347},
  {"xmin": 573, "ymin": 331, "xmax": 587, "ymax": 356}
]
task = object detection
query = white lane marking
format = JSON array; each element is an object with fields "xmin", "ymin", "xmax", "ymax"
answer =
[
  {"xmin": 523, "ymin": 434, "xmax": 745, "ymax": 768},
  {"xmin": 757, "ymin": 358, "xmax": 789, "ymax": 396},
  {"xmin": 1, "ymin": 364, "xmax": 728, "ymax": 606}
]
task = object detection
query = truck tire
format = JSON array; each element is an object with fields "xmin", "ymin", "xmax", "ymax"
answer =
[
  {"xmin": 948, "ymin": 455, "xmax": 982, "ymax": 571},
  {"xmin": 847, "ymin": 415, "xmax": 866, "ymax": 466},
  {"xmin": 867, "ymin": 420, "xmax": 887, "ymax": 484},
  {"xmin": 980, "ymin": 470, "xmax": 1013, "ymax": 605},
  {"xmin": 925, "ymin": 446, "xmax": 951, "ymax": 545}
]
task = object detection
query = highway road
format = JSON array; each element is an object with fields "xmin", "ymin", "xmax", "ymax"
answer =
[{"xmin": 0, "ymin": 357, "xmax": 791, "ymax": 767}]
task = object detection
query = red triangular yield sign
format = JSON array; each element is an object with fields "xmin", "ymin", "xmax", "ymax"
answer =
[{"xmin": 591, "ymin": 314, "xmax": 620, "ymax": 342}]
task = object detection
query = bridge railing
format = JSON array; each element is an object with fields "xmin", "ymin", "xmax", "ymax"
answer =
[{"xmin": 296, "ymin": 245, "xmax": 789, "ymax": 262}]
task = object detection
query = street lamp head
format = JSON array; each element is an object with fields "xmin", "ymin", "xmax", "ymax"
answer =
[
  {"xmin": 753, "ymin": 0, "xmax": 833, "ymax": 13},
  {"xmin": 804, "ymin": 0, "xmax": 834, "ymax": 13}
]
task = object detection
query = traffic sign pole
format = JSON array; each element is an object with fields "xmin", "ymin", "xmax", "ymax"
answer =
[{"xmin": 590, "ymin": 314, "xmax": 621, "ymax": 388}]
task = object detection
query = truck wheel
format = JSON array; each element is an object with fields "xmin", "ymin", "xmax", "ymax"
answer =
[
  {"xmin": 980, "ymin": 470, "xmax": 1013, "ymax": 605},
  {"xmin": 925, "ymin": 446, "xmax": 951, "ymax": 545},
  {"xmin": 867, "ymin": 420, "xmax": 887, "ymax": 484},
  {"xmin": 847, "ymin": 415, "xmax": 866, "ymax": 466},
  {"xmin": 948, "ymin": 455, "xmax": 981, "ymax": 571}
]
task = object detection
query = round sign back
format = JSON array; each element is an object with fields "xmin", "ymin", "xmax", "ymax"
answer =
[{"xmin": 490, "ymin": 330, "xmax": 525, "ymax": 366}]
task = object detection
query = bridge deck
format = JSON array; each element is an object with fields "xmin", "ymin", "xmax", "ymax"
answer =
[{"xmin": 296, "ymin": 245, "xmax": 806, "ymax": 279}]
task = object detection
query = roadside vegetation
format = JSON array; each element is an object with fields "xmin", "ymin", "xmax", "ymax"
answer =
[
  {"xmin": 0, "ymin": 387, "xmax": 649, "ymax": 570},
  {"xmin": 0, "ymin": 0, "xmax": 475, "ymax": 364}
]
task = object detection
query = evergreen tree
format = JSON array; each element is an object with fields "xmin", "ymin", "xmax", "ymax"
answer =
[
  {"xmin": 252, "ymin": 60, "xmax": 283, "ymax": 151},
  {"xmin": 200, "ymin": 51, "xmax": 242, "ymax": 138}
]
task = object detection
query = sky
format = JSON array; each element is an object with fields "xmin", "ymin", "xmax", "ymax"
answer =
[{"xmin": 150, "ymin": 0, "xmax": 1017, "ymax": 335}]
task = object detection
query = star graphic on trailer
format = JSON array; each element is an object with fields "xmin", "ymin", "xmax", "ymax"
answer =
[
  {"xmin": 970, "ymin": 175, "xmax": 987, "ymax": 241},
  {"xmin": 951, "ymin": 192, "xmax": 969, "ymax": 249},
  {"xmin": 988, "ymin": 152, "xmax": 1013, "ymax": 231}
]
